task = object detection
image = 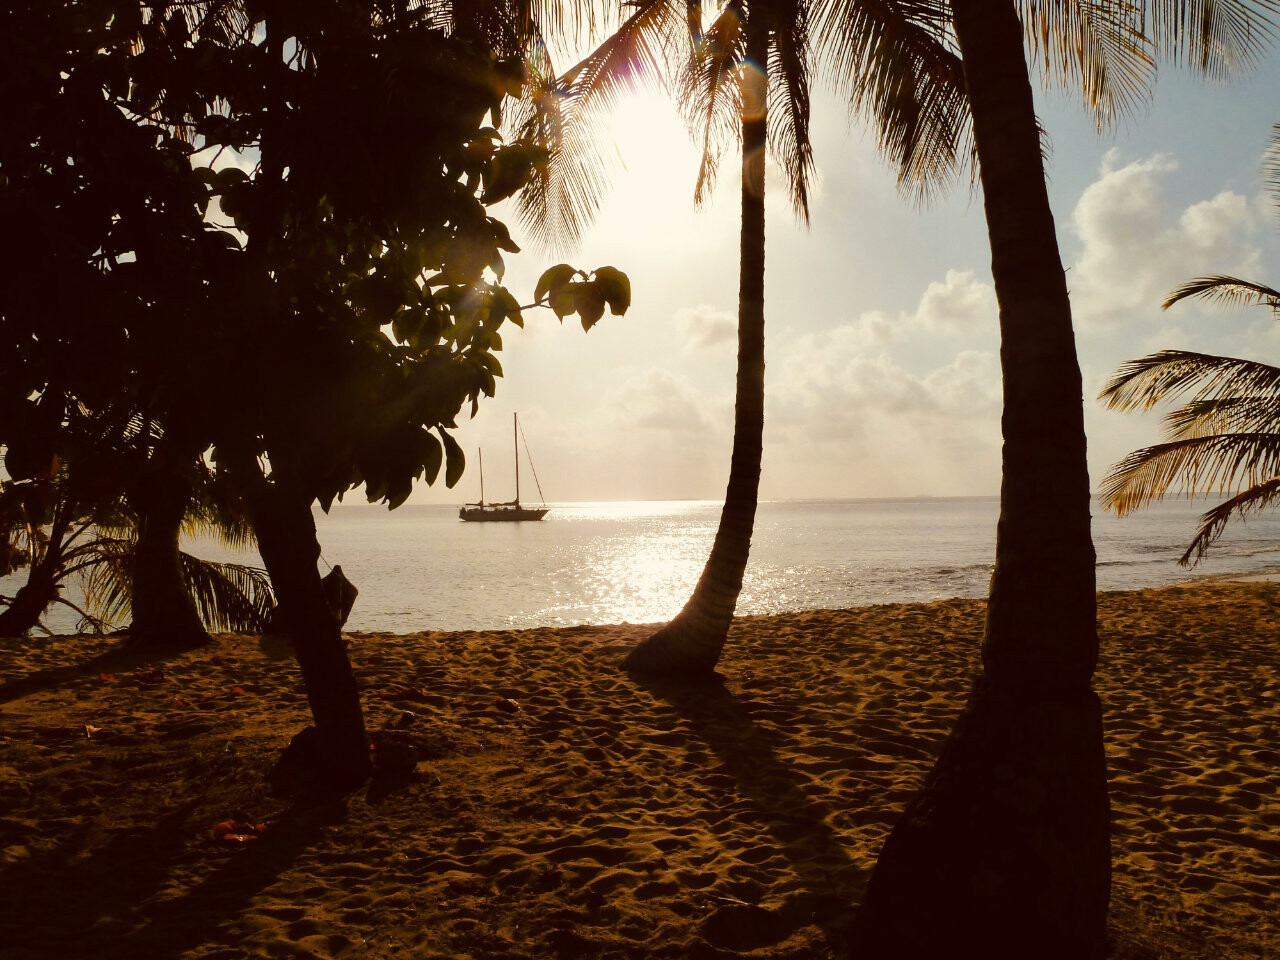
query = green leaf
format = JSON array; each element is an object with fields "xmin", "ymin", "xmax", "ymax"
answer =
[
  {"xmin": 481, "ymin": 144, "xmax": 545, "ymax": 205},
  {"xmin": 212, "ymin": 166, "xmax": 248, "ymax": 193},
  {"xmin": 535, "ymin": 263, "xmax": 577, "ymax": 303},
  {"xmin": 489, "ymin": 217, "xmax": 521, "ymax": 254},
  {"xmin": 592, "ymin": 266, "xmax": 631, "ymax": 315},
  {"xmin": 387, "ymin": 477, "xmax": 412, "ymax": 509},
  {"xmin": 575, "ymin": 284, "xmax": 606, "ymax": 330},
  {"xmin": 550, "ymin": 285, "xmax": 577, "ymax": 319},
  {"xmin": 440, "ymin": 429, "xmax": 465, "ymax": 488},
  {"xmin": 421, "ymin": 430, "xmax": 443, "ymax": 485},
  {"xmin": 494, "ymin": 286, "xmax": 523, "ymax": 328}
]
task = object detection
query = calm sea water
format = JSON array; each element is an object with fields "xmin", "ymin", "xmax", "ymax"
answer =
[{"xmin": 11, "ymin": 497, "xmax": 1280, "ymax": 634}]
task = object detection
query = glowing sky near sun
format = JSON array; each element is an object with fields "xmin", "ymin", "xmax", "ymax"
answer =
[{"xmin": 405, "ymin": 47, "xmax": 1280, "ymax": 507}]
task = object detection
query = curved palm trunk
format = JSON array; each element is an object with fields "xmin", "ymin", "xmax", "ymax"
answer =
[
  {"xmin": 0, "ymin": 504, "xmax": 72, "ymax": 636},
  {"xmin": 623, "ymin": 15, "xmax": 769, "ymax": 680},
  {"xmin": 128, "ymin": 465, "xmax": 211, "ymax": 649},
  {"xmin": 0, "ymin": 561, "xmax": 61, "ymax": 636},
  {"xmin": 848, "ymin": 3, "xmax": 1108, "ymax": 957}
]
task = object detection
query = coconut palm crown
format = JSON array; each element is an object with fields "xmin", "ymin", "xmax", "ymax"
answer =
[{"xmin": 1101, "ymin": 128, "xmax": 1280, "ymax": 565}]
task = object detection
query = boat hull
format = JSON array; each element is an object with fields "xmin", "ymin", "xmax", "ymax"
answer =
[{"xmin": 459, "ymin": 505, "xmax": 549, "ymax": 522}]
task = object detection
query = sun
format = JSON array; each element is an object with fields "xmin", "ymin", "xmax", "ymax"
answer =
[
  {"xmin": 607, "ymin": 90, "xmax": 703, "ymax": 203},
  {"xmin": 583, "ymin": 88, "xmax": 736, "ymax": 253}
]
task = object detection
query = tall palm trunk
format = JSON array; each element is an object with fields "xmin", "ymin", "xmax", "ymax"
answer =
[
  {"xmin": 128, "ymin": 462, "xmax": 211, "ymax": 649},
  {"xmin": 848, "ymin": 2, "xmax": 1109, "ymax": 957},
  {"xmin": 623, "ymin": 12, "xmax": 769, "ymax": 679}
]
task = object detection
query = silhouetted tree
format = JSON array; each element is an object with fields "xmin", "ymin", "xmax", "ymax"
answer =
[
  {"xmin": 0, "ymin": 0, "xmax": 628, "ymax": 788},
  {"xmin": 848, "ymin": 4, "xmax": 1277, "ymax": 958},
  {"xmin": 0, "ymin": 459, "xmax": 275, "ymax": 639}
]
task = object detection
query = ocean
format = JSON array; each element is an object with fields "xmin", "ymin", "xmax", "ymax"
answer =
[{"xmin": 8, "ymin": 496, "xmax": 1279, "ymax": 636}]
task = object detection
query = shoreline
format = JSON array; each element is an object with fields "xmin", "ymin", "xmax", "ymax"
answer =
[{"xmin": 2, "ymin": 581, "xmax": 1278, "ymax": 959}]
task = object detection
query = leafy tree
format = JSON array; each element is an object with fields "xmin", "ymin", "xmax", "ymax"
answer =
[
  {"xmin": 541, "ymin": 0, "xmax": 967, "ymax": 679},
  {"xmin": 1101, "ymin": 124, "xmax": 1280, "ymax": 563},
  {"xmin": 0, "ymin": 0, "xmax": 628, "ymax": 788},
  {"xmin": 848, "ymin": 4, "xmax": 1278, "ymax": 958}
]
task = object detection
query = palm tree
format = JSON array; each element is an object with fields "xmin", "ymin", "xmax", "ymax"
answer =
[
  {"xmin": 0, "ymin": 464, "xmax": 275, "ymax": 639},
  {"xmin": 848, "ymin": 4, "xmax": 1278, "ymax": 958},
  {"xmin": 1101, "ymin": 126, "xmax": 1280, "ymax": 562},
  {"xmin": 536, "ymin": 0, "xmax": 967, "ymax": 679},
  {"xmin": 620, "ymin": 0, "xmax": 807, "ymax": 676}
]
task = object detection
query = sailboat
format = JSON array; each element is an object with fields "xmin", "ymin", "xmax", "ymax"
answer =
[{"xmin": 458, "ymin": 413, "xmax": 549, "ymax": 522}]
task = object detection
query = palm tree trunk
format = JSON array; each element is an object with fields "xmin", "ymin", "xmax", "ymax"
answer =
[
  {"xmin": 0, "ymin": 506, "xmax": 71, "ymax": 636},
  {"xmin": 0, "ymin": 561, "xmax": 61, "ymax": 636},
  {"xmin": 128, "ymin": 464, "xmax": 211, "ymax": 649},
  {"xmin": 623, "ymin": 12, "xmax": 769, "ymax": 680},
  {"xmin": 848, "ymin": 2, "xmax": 1109, "ymax": 957}
]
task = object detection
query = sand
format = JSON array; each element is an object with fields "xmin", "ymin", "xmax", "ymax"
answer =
[{"xmin": 0, "ymin": 581, "xmax": 1276, "ymax": 960}]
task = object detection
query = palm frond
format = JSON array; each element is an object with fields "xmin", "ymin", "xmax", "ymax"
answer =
[
  {"xmin": 183, "ymin": 499, "xmax": 256, "ymax": 549},
  {"xmin": 522, "ymin": 0, "xmax": 615, "ymax": 48},
  {"xmin": 78, "ymin": 537, "xmax": 275, "ymax": 633},
  {"xmin": 1180, "ymin": 476, "xmax": 1280, "ymax": 563},
  {"xmin": 1101, "ymin": 431, "xmax": 1280, "ymax": 514},
  {"xmin": 54, "ymin": 596, "xmax": 111, "ymax": 637},
  {"xmin": 1019, "ymin": 0, "xmax": 1155, "ymax": 128},
  {"xmin": 179, "ymin": 554, "xmax": 277, "ymax": 633},
  {"xmin": 811, "ymin": 0, "xmax": 970, "ymax": 204},
  {"xmin": 767, "ymin": 0, "xmax": 817, "ymax": 222},
  {"xmin": 680, "ymin": 3, "xmax": 746, "ymax": 207},
  {"xmin": 1165, "ymin": 395, "xmax": 1280, "ymax": 438},
  {"xmin": 514, "ymin": 0, "xmax": 683, "ymax": 250},
  {"xmin": 78, "ymin": 537, "xmax": 136, "ymax": 626},
  {"xmin": 1142, "ymin": 0, "xmax": 1280, "ymax": 82},
  {"xmin": 1162, "ymin": 275, "xmax": 1280, "ymax": 313},
  {"xmin": 1265, "ymin": 122, "xmax": 1280, "ymax": 218},
  {"xmin": 1100, "ymin": 350, "xmax": 1280, "ymax": 411}
]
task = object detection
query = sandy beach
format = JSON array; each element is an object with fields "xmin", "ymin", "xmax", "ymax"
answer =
[{"xmin": 0, "ymin": 581, "xmax": 1276, "ymax": 959}]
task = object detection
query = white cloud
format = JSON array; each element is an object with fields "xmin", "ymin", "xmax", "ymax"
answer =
[
  {"xmin": 914, "ymin": 270, "xmax": 996, "ymax": 331},
  {"xmin": 805, "ymin": 269, "xmax": 995, "ymax": 353},
  {"xmin": 599, "ymin": 368, "xmax": 725, "ymax": 436},
  {"xmin": 676, "ymin": 304, "xmax": 737, "ymax": 350},
  {"xmin": 764, "ymin": 322, "xmax": 1002, "ymax": 496},
  {"xmin": 1070, "ymin": 151, "xmax": 1262, "ymax": 324}
]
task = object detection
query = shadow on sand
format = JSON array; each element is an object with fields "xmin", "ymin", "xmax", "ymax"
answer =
[
  {"xmin": 0, "ymin": 635, "xmax": 207, "ymax": 707},
  {"xmin": 635, "ymin": 673, "xmax": 864, "ymax": 955},
  {"xmin": 0, "ymin": 797, "xmax": 343, "ymax": 960}
]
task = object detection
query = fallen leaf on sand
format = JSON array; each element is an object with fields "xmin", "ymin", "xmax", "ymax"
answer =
[{"xmin": 211, "ymin": 820, "xmax": 266, "ymax": 843}]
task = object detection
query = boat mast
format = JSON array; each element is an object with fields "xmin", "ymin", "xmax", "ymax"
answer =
[
  {"xmin": 513, "ymin": 412, "xmax": 520, "ymax": 504},
  {"xmin": 478, "ymin": 448, "xmax": 484, "ymax": 505}
]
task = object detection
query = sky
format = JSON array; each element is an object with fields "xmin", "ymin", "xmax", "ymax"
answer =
[{"xmin": 406, "ymin": 39, "xmax": 1280, "ymax": 507}]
